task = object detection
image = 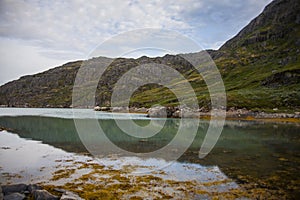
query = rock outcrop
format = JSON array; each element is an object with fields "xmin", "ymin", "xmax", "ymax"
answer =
[{"xmin": 220, "ymin": 0, "xmax": 300, "ymax": 50}]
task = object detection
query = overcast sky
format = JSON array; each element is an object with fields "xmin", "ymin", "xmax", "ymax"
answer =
[{"xmin": 0, "ymin": 0, "xmax": 272, "ymax": 85}]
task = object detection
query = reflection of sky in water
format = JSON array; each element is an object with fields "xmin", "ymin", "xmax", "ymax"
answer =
[
  {"xmin": 0, "ymin": 108, "xmax": 149, "ymax": 120},
  {"xmin": 0, "ymin": 130, "xmax": 237, "ymax": 193},
  {"xmin": 0, "ymin": 131, "xmax": 73, "ymax": 183}
]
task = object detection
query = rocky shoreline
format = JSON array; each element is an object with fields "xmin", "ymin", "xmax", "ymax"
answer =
[
  {"xmin": 94, "ymin": 106, "xmax": 300, "ymax": 121},
  {"xmin": 0, "ymin": 183, "xmax": 83, "ymax": 200}
]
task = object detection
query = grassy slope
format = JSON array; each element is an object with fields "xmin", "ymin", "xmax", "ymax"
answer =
[{"xmin": 130, "ymin": 23, "xmax": 300, "ymax": 112}]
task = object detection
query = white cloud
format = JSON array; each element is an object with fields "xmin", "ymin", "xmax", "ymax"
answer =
[
  {"xmin": 0, "ymin": 38, "xmax": 79, "ymax": 85},
  {"xmin": 91, "ymin": 28, "xmax": 201, "ymax": 58}
]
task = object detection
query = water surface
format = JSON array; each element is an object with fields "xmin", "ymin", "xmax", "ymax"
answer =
[{"xmin": 0, "ymin": 108, "xmax": 299, "ymax": 198}]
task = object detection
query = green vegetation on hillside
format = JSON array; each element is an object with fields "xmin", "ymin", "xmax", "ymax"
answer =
[{"xmin": 0, "ymin": 0, "xmax": 299, "ymax": 112}]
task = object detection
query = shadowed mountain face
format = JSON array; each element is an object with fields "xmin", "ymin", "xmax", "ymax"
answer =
[
  {"xmin": 220, "ymin": 0, "xmax": 300, "ymax": 50},
  {"xmin": 0, "ymin": 0, "xmax": 299, "ymax": 111}
]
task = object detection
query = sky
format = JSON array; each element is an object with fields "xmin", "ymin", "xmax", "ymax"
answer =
[{"xmin": 0, "ymin": 0, "xmax": 272, "ymax": 85}]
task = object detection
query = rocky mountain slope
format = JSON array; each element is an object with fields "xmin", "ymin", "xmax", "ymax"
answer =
[{"xmin": 0, "ymin": 0, "xmax": 299, "ymax": 111}]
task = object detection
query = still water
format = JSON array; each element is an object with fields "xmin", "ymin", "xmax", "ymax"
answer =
[{"xmin": 0, "ymin": 108, "xmax": 299, "ymax": 199}]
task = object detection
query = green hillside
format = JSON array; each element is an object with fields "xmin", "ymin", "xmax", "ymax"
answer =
[{"xmin": 0, "ymin": 0, "xmax": 299, "ymax": 112}]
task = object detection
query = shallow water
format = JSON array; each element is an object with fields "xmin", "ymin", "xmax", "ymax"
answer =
[{"xmin": 0, "ymin": 108, "xmax": 299, "ymax": 199}]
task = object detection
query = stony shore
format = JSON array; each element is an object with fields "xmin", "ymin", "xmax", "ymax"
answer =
[{"xmin": 94, "ymin": 106, "xmax": 300, "ymax": 122}]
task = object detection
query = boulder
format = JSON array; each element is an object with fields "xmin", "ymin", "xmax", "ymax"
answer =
[
  {"xmin": 94, "ymin": 106, "xmax": 111, "ymax": 111},
  {"xmin": 172, "ymin": 109, "xmax": 199, "ymax": 118},
  {"xmin": 1, "ymin": 184, "xmax": 27, "ymax": 195},
  {"xmin": 27, "ymin": 184, "xmax": 42, "ymax": 193},
  {"xmin": 94, "ymin": 106, "xmax": 101, "ymax": 111},
  {"xmin": 138, "ymin": 107, "xmax": 147, "ymax": 113},
  {"xmin": 173, "ymin": 105, "xmax": 199, "ymax": 118},
  {"xmin": 3, "ymin": 192, "xmax": 25, "ymax": 200},
  {"xmin": 180, "ymin": 109, "xmax": 199, "ymax": 118},
  {"xmin": 130, "ymin": 107, "xmax": 147, "ymax": 113},
  {"xmin": 111, "ymin": 107, "xmax": 127, "ymax": 113},
  {"xmin": 101, "ymin": 107, "xmax": 110, "ymax": 111},
  {"xmin": 172, "ymin": 110, "xmax": 181, "ymax": 118},
  {"xmin": 147, "ymin": 106, "xmax": 167, "ymax": 118},
  {"xmin": 32, "ymin": 190, "xmax": 59, "ymax": 200}
]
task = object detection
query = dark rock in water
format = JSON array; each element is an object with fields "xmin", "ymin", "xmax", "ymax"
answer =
[
  {"xmin": 3, "ymin": 193, "xmax": 25, "ymax": 200},
  {"xmin": 1, "ymin": 184, "xmax": 27, "ymax": 195},
  {"xmin": 32, "ymin": 190, "xmax": 59, "ymax": 200},
  {"xmin": 27, "ymin": 184, "xmax": 42, "ymax": 193}
]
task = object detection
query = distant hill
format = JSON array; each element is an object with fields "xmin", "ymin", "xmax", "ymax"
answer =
[{"xmin": 0, "ymin": 0, "xmax": 299, "ymax": 112}]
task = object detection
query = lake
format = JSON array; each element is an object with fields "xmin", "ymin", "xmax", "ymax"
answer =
[{"xmin": 0, "ymin": 108, "xmax": 299, "ymax": 199}]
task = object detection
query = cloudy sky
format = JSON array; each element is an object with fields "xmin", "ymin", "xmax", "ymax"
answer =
[{"xmin": 0, "ymin": 0, "xmax": 272, "ymax": 85}]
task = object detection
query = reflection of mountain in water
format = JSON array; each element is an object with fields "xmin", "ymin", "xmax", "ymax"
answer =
[
  {"xmin": 0, "ymin": 116, "xmax": 207, "ymax": 155},
  {"xmin": 0, "ymin": 116, "xmax": 87, "ymax": 153},
  {"xmin": 0, "ymin": 115, "xmax": 300, "ymax": 198}
]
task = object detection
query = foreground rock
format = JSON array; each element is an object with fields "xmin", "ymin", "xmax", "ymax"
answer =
[
  {"xmin": 0, "ymin": 184, "xmax": 81, "ymax": 200},
  {"xmin": 33, "ymin": 190, "xmax": 59, "ymax": 200},
  {"xmin": 3, "ymin": 192, "xmax": 25, "ymax": 200}
]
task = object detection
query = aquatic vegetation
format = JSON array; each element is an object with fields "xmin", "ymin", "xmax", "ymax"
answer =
[
  {"xmin": 42, "ymin": 160, "xmax": 280, "ymax": 199},
  {"xmin": 50, "ymin": 168, "xmax": 76, "ymax": 181}
]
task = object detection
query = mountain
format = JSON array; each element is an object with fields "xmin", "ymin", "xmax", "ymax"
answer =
[
  {"xmin": 215, "ymin": 0, "xmax": 300, "ymax": 110},
  {"xmin": 0, "ymin": 0, "xmax": 299, "ymax": 112}
]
